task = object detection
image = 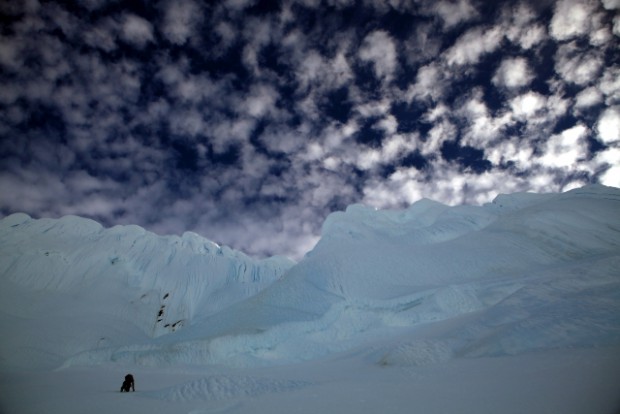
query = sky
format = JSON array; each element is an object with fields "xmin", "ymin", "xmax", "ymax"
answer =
[{"xmin": 0, "ymin": 0, "xmax": 619, "ymax": 260}]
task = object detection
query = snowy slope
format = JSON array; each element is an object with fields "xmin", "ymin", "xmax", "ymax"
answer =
[
  {"xmin": 0, "ymin": 214, "xmax": 293, "ymax": 368},
  {"xmin": 1, "ymin": 185, "xmax": 620, "ymax": 414}
]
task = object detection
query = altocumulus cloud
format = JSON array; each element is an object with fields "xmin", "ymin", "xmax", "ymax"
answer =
[{"xmin": 0, "ymin": 0, "xmax": 619, "ymax": 260}]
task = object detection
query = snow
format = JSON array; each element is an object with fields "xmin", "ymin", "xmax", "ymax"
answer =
[{"xmin": 1, "ymin": 184, "xmax": 620, "ymax": 413}]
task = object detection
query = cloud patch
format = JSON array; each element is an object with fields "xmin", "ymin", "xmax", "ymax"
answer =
[
  {"xmin": 161, "ymin": 0, "xmax": 203, "ymax": 45},
  {"xmin": 597, "ymin": 107, "xmax": 620, "ymax": 143},
  {"xmin": 358, "ymin": 30, "xmax": 398, "ymax": 82},
  {"xmin": 120, "ymin": 14, "xmax": 156, "ymax": 48},
  {"xmin": 445, "ymin": 26, "xmax": 503, "ymax": 66},
  {"xmin": 549, "ymin": 0, "xmax": 595, "ymax": 41},
  {"xmin": 493, "ymin": 57, "xmax": 534, "ymax": 89}
]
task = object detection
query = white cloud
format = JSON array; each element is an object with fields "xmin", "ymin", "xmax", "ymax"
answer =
[
  {"xmin": 322, "ymin": 156, "xmax": 340, "ymax": 171},
  {"xmin": 243, "ymin": 17, "xmax": 273, "ymax": 48},
  {"xmin": 493, "ymin": 57, "xmax": 534, "ymax": 89},
  {"xmin": 546, "ymin": 94, "xmax": 571, "ymax": 120},
  {"xmin": 296, "ymin": 51, "xmax": 324, "ymax": 91},
  {"xmin": 352, "ymin": 129, "xmax": 419, "ymax": 171},
  {"xmin": 599, "ymin": 66, "xmax": 620, "ymax": 104},
  {"xmin": 421, "ymin": 119, "xmax": 456, "ymax": 156},
  {"xmin": 156, "ymin": 59, "xmax": 227, "ymax": 106},
  {"xmin": 424, "ymin": 103, "xmax": 449, "ymax": 122},
  {"xmin": 161, "ymin": 0, "xmax": 202, "ymax": 45},
  {"xmin": 601, "ymin": 0, "xmax": 620, "ymax": 9},
  {"xmin": 403, "ymin": 24, "xmax": 442, "ymax": 66},
  {"xmin": 354, "ymin": 99, "xmax": 391, "ymax": 118},
  {"xmin": 242, "ymin": 84, "xmax": 281, "ymax": 119},
  {"xmin": 0, "ymin": 38, "xmax": 22, "ymax": 71},
  {"xmin": 382, "ymin": 132, "xmax": 418, "ymax": 159},
  {"xmin": 284, "ymin": 33, "xmax": 352, "ymax": 98},
  {"xmin": 445, "ymin": 26, "xmax": 503, "ymax": 66},
  {"xmin": 258, "ymin": 124, "xmax": 308, "ymax": 154},
  {"xmin": 376, "ymin": 115, "xmax": 398, "ymax": 135},
  {"xmin": 596, "ymin": 147, "xmax": 620, "ymax": 187},
  {"xmin": 596, "ymin": 106, "xmax": 620, "ymax": 143},
  {"xmin": 120, "ymin": 14, "xmax": 155, "ymax": 48},
  {"xmin": 209, "ymin": 117, "xmax": 255, "ymax": 153},
  {"xmin": 574, "ymin": 86, "xmax": 604, "ymax": 109},
  {"xmin": 432, "ymin": 0, "xmax": 478, "ymax": 29},
  {"xmin": 589, "ymin": 26, "xmax": 612, "ymax": 46},
  {"xmin": 329, "ymin": 52, "xmax": 354, "ymax": 88},
  {"xmin": 64, "ymin": 170, "xmax": 119, "ymax": 195},
  {"xmin": 506, "ymin": 90, "xmax": 569, "ymax": 140},
  {"xmin": 407, "ymin": 63, "xmax": 448, "ymax": 102},
  {"xmin": 320, "ymin": 121, "xmax": 358, "ymax": 153},
  {"xmin": 582, "ymin": 2, "xmax": 617, "ymax": 43},
  {"xmin": 361, "ymin": 167, "xmax": 423, "ymax": 207},
  {"xmin": 486, "ymin": 137, "xmax": 535, "ymax": 170},
  {"xmin": 83, "ymin": 19, "xmax": 118, "ymax": 52},
  {"xmin": 355, "ymin": 148, "xmax": 382, "ymax": 171},
  {"xmin": 169, "ymin": 109, "xmax": 206, "ymax": 136},
  {"xmin": 555, "ymin": 42, "xmax": 604, "ymax": 85},
  {"xmin": 518, "ymin": 24, "xmax": 546, "ymax": 49},
  {"xmin": 510, "ymin": 92, "xmax": 546, "ymax": 119},
  {"xmin": 539, "ymin": 124, "xmax": 589, "ymax": 168},
  {"xmin": 458, "ymin": 90, "xmax": 512, "ymax": 148},
  {"xmin": 177, "ymin": 76, "xmax": 219, "ymax": 104},
  {"xmin": 549, "ymin": 0, "xmax": 595, "ymax": 41},
  {"xmin": 242, "ymin": 44, "xmax": 260, "ymax": 76},
  {"xmin": 501, "ymin": 3, "xmax": 546, "ymax": 50},
  {"xmin": 214, "ymin": 21, "xmax": 237, "ymax": 51},
  {"xmin": 359, "ymin": 30, "xmax": 398, "ymax": 81},
  {"xmin": 240, "ymin": 17, "xmax": 275, "ymax": 76}
]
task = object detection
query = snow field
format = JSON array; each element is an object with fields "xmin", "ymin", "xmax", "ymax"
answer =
[{"xmin": 2, "ymin": 346, "xmax": 619, "ymax": 414}]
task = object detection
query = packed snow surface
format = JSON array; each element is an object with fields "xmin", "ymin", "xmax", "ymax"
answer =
[{"xmin": 1, "ymin": 184, "xmax": 619, "ymax": 413}]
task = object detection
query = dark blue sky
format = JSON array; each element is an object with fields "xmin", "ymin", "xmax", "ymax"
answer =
[{"xmin": 1, "ymin": 0, "xmax": 619, "ymax": 259}]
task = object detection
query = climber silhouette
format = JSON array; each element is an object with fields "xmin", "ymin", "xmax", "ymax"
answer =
[{"xmin": 120, "ymin": 374, "xmax": 135, "ymax": 392}]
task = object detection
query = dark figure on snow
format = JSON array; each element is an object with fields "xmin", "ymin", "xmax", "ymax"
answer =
[{"xmin": 120, "ymin": 374, "xmax": 135, "ymax": 392}]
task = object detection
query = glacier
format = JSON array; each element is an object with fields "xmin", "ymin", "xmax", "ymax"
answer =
[{"xmin": 1, "ymin": 184, "xmax": 619, "ymax": 414}]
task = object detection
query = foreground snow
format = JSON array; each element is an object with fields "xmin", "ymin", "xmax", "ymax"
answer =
[
  {"xmin": 2, "ymin": 346, "xmax": 620, "ymax": 414},
  {"xmin": 1, "ymin": 185, "xmax": 620, "ymax": 413}
]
